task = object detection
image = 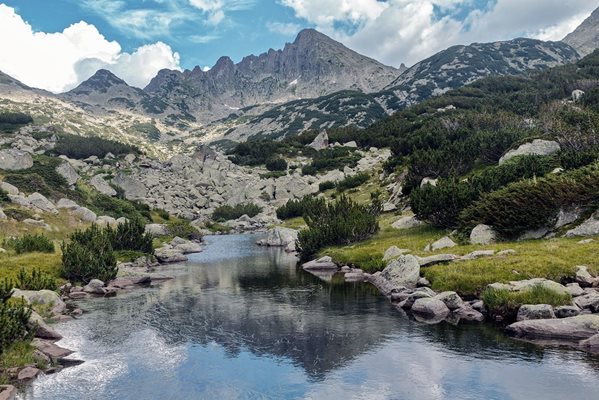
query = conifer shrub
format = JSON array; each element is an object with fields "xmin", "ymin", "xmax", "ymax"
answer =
[
  {"xmin": 61, "ymin": 224, "xmax": 118, "ymax": 284},
  {"xmin": 318, "ymin": 181, "xmax": 336, "ymax": 192},
  {"xmin": 108, "ymin": 219, "xmax": 154, "ymax": 254},
  {"xmin": 54, "ymin": 133, "xmax": 139, "ymax": 159},
  {"xmin": 276, "ymin": 196, "xmax": 325, "ymax": 220},
  {"xmin": 15, "ymin": 268, "xmax": 57, "ymax": 291},
  {"xmin": 212, "ymin": 203, "xmax": 262, "ymax": 221},
  {"xmin": 335, "ymin": 173, "xmax": 370, "ymax": 192},
  {"xmin": 297, "ymin": 194, "xmax": 381, "ymax": 257},
  {"xmin": 0, "ymin": 280, "xmax": 32, "ymax": 355},
  {"xmin": 0, "ymin": 188, "xmax": 8, "ymax": 204},
  {"xmin": 460, "ymin": 162, "xmax": 599, "ymax": 237},
  {"xmin": 166, "ymin": 219, "xmax": 203, "ymax": 241},
  {"xmin": 4, "ymin": 234, "xmax": 55, "ymax": 255},
  {"xmin": 265, "ymin": 157, "xmax": 288, "ymax": 171}
]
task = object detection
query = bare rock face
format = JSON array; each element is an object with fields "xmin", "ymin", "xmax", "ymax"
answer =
[
  {"xmin": 0, "ymin": 149, "xmax": 33, "ymax": 171},
  {"xmin": 566, "ymin": 210, "xmax": 599, "ymax": 237},
  {"xmin": 55, "ymin": 161, "xmax": 80, "ymax": 186},
  {"xmin": 563, "ymin": 7, "xmax": 599, "ymax": 57},
  {"xmin": 308, "ymin": 131, "xmax": 329, "ymax": 151}
]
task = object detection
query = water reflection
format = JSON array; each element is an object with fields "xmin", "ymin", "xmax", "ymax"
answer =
[{"xmin": 22, "ymin": 235, "xmax": 599, "ymax": 400}]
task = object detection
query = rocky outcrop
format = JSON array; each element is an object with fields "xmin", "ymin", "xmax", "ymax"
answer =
[
  {"xmin": 499, "ymin": 140, "xmax": 560, "ymax": 164},
  {"xmin": 0, "ymin": 149, "xmax": 33, "ymax": 170},
  {"xmin": 55, "ymin": 161, "xmax": 79, "ymax": 186},
  {"xmin": 566, "ymin": 210, "xmax": 599, "ymax": 237},
  {"xmin": 90, "ymin": 174, "xmax": 117, "ymax": 196},
  {"xmin": 308, "ymin": 131, "xmax": 329, "ymax": 151},
  {"xmin": 563, "ymin": 7, "xmax": 599, "ymax": 57},
  {"xmin": 517, "ymin": 304, "xmax": 556, "ymax": 321},
  {"xmin": 256, "ymin": 227, "xmax": 298, "ymax": 252}
]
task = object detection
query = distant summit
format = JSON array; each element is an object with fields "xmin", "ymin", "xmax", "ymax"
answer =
[{"xmin": 563, "ymin": 6, "xmax": 599, "ymax": 57}]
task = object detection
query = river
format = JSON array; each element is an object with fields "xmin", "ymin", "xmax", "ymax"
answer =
[{"xmin": 20, "ymin": 234, "xmax": 599, "ymax": 399}]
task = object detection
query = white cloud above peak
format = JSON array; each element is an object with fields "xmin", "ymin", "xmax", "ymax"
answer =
[{"xmin": 0, "ymin": 4, "xmax": 181, "ymax": 93}]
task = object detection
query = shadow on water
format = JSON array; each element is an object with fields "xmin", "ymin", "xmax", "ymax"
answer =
[{"xmin": 21, "ymin": 234, "xmax": 599, "ymax": 399}]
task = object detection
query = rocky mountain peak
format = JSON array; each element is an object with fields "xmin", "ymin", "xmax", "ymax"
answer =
[
  {"xmin": 293, "ymin": 28, "xmax": 334, "ymax": 45},
  {"xmin": 563, "ymin": 7, "xmax": 599, "ymax": 57},
  {"xmin": 69, "ymin": 69, "xmax": 129, "ymax": 94}
]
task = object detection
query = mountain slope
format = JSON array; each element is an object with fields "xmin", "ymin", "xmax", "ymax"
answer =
[
  {"xmin": 143, "ymin": 29, "xmax": 401, "ymax": 123},
  {"xmin": 207, "ymin": 38, "xmax": 580, "ymax": 141},
  {"xmin": 563, "ymin": 7, "xmax": 599, "ymax": 57}
]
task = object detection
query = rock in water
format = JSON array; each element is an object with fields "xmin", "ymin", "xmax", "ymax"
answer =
[
  {"xmin": 381, "ymin": 255, "xmax": 420, "ymax": 288},
  {"xmin": 302, "ymin": 256, "xmax": 337, "ymax": 270},
  {"xmin": 411, "ymin": 298, "xmax": 450, "ymax": 320},
  {"xmin": 506, "ymin": 314, "xmax": 599, "ymax": 340}
]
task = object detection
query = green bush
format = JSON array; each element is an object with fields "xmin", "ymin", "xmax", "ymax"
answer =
[
  {"xmin": 54, "ymin": 133, "xmax": 139, "ymax": 159},
  {"xmin": 15, "ymin": 268, "xmax": 57, "ymax": 291},
  {"xmin": 301, "ymin": 148, "xmax": 361, "ymax": 176},
  {"xmin": 0, "ymin": 188, "xmax": 8, "ymax": 204},
  {"xmin": 335, "ymin": 173, "xmax": 370, "ymax": 192},
  {"xmin": 61, "ymin": 224, "xmax": 118, "ymax": 284},
  {"xmin": 0, "ymin": 111, "xmax": 33, "ymax": 133},
  {"xmin": 297, "ymin": 194, "xmax": 381, "ymax": 257},
  {"xmin": 89, "ymin": 194, "xmax": 151, "ymax": 222},
  {"xmin": 4, "ymin": 234, "xmax": 55, "ymax": 255},
  {"xmin": 108, "ymin": 219, "xmax": 154, "ymax": 254},
  {"xmin": 3, "ymin": 156, "xmax": 69, "ymax": 199},
  {"xmin": 276, "ymin": 196, "xmax": 325, "ymax": 220},
  {"xmin": 460, "ymin": 162, "xmax": 599, "ymax": 237},
  {"xmin": 166, "ymin": 219, "xmax": 203, "ymax": 241},
  {"xmin": 318, "ymin": 181, "xmax": 336, "ymax": 192},
  {"xmin": 265, "ymin": 158, "xmax": 288, "ymax": 171},
  {"xmin": 0, "ymin": 281, "xmax": 31, "ymax": 355},
  {"xmin": 212, "ymin": 203, "xmax": 262, "ymax": 221},
  {"xmin": 155, "ymin": 209, "xmax": 170, "ymax": 220}
]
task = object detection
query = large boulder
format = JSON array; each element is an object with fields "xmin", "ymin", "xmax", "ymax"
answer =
[
  {"xmin": 381, "ymin": 255, "xmax": 420, "ymax": 288},
  {"xmin": 27, "ymin": 192, "xmax": 57, "ymax": 214},
  {"xmin": 0, "ymin": 385, "xmax": 17, "ymax": 400},
  {"xmin": 145, "ymin": 223, "xmax": 169, "ymax": 236},
  {"xmin": 470, "ymin": 224, "xmax": 497, "ymax": 245},
  {"xmin": 56, "ymin": 161, "xmax": 79, "ymax": 186},
  {"xmin": 453, "ymin": 304, "xmax": 485, "ymax": 322},
  {"xmin": 112, "ymin": 173, "xmax": 147, "ymax": 200},
  {"xmin": 516, "ymin": 304, "xmax": 556, "ymax": 321},
  {"xmin": 574, "ymin": 291, "xmax": 599, "ymax": 312},
  {"xmin": 554, "ymin": 305, "xmax": 580, "ymax": 318},
  {"xmin": 0, "ymin": 149, "xmax": 33, "ymax": 171},
  {"xmin": 506, "ymin": 314, "xmax": 599, "ymax": 340},
  {"xmin": 434, "ymin": 291, "xmax": 464, "ymax": 310},
  {"xmin": 302, "ymin": 256, "xmax": 337, "ymax": 270},
  {"xmin": 0, "ymin": 181, "xmax": 19, "ymax": 195},
  {"xmin": 11, "ymin": 289, "xmax": 66, "ymax": 314},
  {"xmin": 89, "ymin": 175, "xmax": 117, "ymax": 197},
  {"xmin": 27, "ymin": 311, "xmax": 62, "ymax": 340},
  {"xmin": 411, "ymin": 298, "xmax": 450, "ymax": 320},
  {"xmin": 154, "ymin": 247, "xmax": 188, "ymax": 263},
  {"xmin": 429, "ymin": 236, "xmax": 457, "ymax": 251},
  {"xmin": 575, "ymin": 266, "xmax": 596, "ymax": 287},
  {"xmin": 258, "ymin": 227, "xmax": 298, "ymax": 250},
  {"xmin": 82, "ymin": 279, "xmax": 106, "ymax": 295},
  {"xmin": 308, "ymin": 131, "xmax": 329, "ymax": 151},
  {"xmin": 391, "ymin": 216, "xmax": 423, "ymax": 230},
  {"xmin": 499, "ymin": 139, "xmax": 560, "ymax": 164},
  {"xmin": 566, "ymin": 210, "xmax": 599, "ymax": 237}
]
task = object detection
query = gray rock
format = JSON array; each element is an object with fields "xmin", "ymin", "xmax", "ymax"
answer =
[
  {"xmin": 11, "ymin": 289, "xmax": 66, "ymax": 314},
  {"xmin": 96, "ymin": 215, "xmax": 117, "ymax": 227},
  {"xmin": 27, "ymin": 192, "xmax": 57, "ymax": 214},
  {"xmin": 461, "ymin": 250, "xmax": 495, "ymax": 260},
  {"xmin": 574, "ymin": 291, "xmax": 599, "ymax": 312},
  {"xmin": 402, "ymin": 290, "xmax": 434, "ymax": 309},
  {"xmin": 154, "ymin": 247, "xmax": 188, "ymax": 264},
  {"xmin": 580, "ymin": 333, "xmax": 599, "ymax": 349},
  {"xmin": 23, "ymin": 218, "xmax": 51, "ymax": 230},
  {"xmin": 391, "ymin": 216, "xmax": 423, "ymax": 230},
  {"xmin": 575, "ymin": 265, "xmax": 596, "ymax": 287},
  {"xmin": 417, "ymin": 254, "xmax": 458, "ymax": 267},
  {"xmin": 429, "ymin": 236, "xmax": 457, "ymax": 251},
  {"xmin": 420, "ymin": 177, "xmax": 438, "ymax": 187},
  {"xmin": 89, "ymin": 175, "xmax": 117, "ymax": 197},
  {"xmin": 145, "ymin": 223, "xmax": 168, "ymax": 236},
  {"xmin": 0, "ymin": 209, "xmax": 5, "ymax": 220},
  {"xmin": 566, "ymin": 283, "xmax": 584, "ymax": 297},
  {"xmin": 578, "ymin": 239, "xmax": 594, "ymax": 244},
  {"xmin": 382, "ymin": 246, "xmax": 409, "ymax": 261},
  {"xmin": 258, "ymin": 227, "xmax": 298, "ymax": 249},
  {"xmin": 17, "ymin": 366, "xmax": 40, "ymax": 381},
  {"xmin": 453, "ymin": 305, "xmax": 485, "ymax": 322},
  {"xmin": 113, "ymin": 173, "xmax": 147, "ymax": 200},
  {"xmin": 73, "ymin": 206, "xmax": 97, "ymax": 222},
  {"xmin": 56, "ymin": 198, "xmax": 79, "ymax": 209},
  {"xmin": 499, "ymin": 139, "xmax": 560, "ymax": 164},
  {"xmin": 506, "ymin": 314, "xmax": 599, "ymax": 340},
  {"xmin": 173, "ymin": 241, "xmax": 203, "ymax": 254},
  {"xmin": 31, "ymin": 338, "xmax": 74, "ymax": 359},
  {"xmin": 28, "ymin": 311, "xmax": 62, "ymax": 340},
  {"xmin": 0, "ymin": 385, "xmax": 17, "ymax": 400},
  {"xmin": 566, "ymin": 209, "xmax": 599, "ymax": 237},
  {"xmin": 56, "ymin": 161, "xmax": 79, "ymax": 186},
  {"xmin": 308, "ymin": 131, "xmax": 329, "ymax": 150},
  {"xmin": 555, "ymin": 305, "xmax": 580, "ymax": 318},
  {"xmin": 490, "ymin": 278, "xmax": 569, "ymax": 296},
  {"xmin": 381, "ymin": 255, "xmax": 420, "ymax": 288},
  {"xmin": 411, "ymin": 298, "xmax": 450, "ymax": 319},
  {"xmin": 0, "ymin": 181, "xmax": 19, "ymax": 195},
  {"xmin": 302, "ymin": 256, "xmax": 337, "ymax": 270},
  {"xmin": 470, "ymin": 224, "xmax": 497, "ymax": 245},
  {"xmin": 434, "ymin": 291, "xmax": 464, "ymax": 310},
  {"xmin": 555, "ymin": 206, "xmax": 581, "ymax": 229},
  {"xmin": 496, "ymin": 249, "xmax": 517, "ymax": 257},
  {"xmin": 517, "ymin": 304, "xmax": 556, "ymax": 321},
  {"xmin": 418, "ymin": 277, "xmax": 431, "ymax": 287},
  {"xmin": 518, "ymin": 227, "xmax": 549, "ymax": 241},
  {"xmin": 83, "ymin": 279, "xmax": 105, "ymax": 295},
  {"xmin": 0, "ymin": 149, "xmax": 33, "ymax": 170}
]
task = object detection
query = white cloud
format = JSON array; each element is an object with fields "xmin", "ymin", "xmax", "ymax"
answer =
[
  {"xmin": 281, "ymin": 0, "xmax": 598, "ymax": 67},
  {"xmin": 266, "ymin": 21, "xmax": 302, "ymax": 36},
  {"xmin": 0, "ymin": 4, "xmax": 181, "ymax": 92},
  {"xmin": 189, "ymin": 0, "xmax": 257, "ymax": 26}
]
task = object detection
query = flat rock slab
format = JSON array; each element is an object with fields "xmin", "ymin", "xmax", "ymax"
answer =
[
  {"xmin": 31, "ymin": 339, "xmax": 73, "ymax": 359},
  {"xmin": 17, "ymin": 366, "xmax": 40, "ymax": 381},
  {"xmin": 507, "ymin": 314, "xmax": 599, "ymax": 340},
  {"xmin": 0, "ymin": 385, "xmax": 17, "ymax": 400},
  {"xmin": 417, "ymin": 254, "xmax": 458, "ymax": 267},
  {"xmin": 302, "ymin": 256, "xmax": 337, "ymax": 270}
]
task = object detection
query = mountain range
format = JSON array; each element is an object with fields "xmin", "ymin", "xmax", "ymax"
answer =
[{"xmin": 2, "ymin": 8, "xmax": 599, "ymax": 148}]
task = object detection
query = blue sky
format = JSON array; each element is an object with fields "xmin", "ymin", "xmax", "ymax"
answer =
[{"xmin": 0, "ymin": 0, "xmax": 597, "ymax": 92}]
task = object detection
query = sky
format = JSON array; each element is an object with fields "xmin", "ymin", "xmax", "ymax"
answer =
[{"xmin": 0, "ymin": 0, "xmax": 597, "ymax": 93}]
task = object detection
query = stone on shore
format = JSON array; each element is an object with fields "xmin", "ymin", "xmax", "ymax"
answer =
[
  {"xmin": 28, "ymin": 311, "xmax": 62, "ymax": 340},
  {"xmin": 302, "ymin": 256, "xmax": 337, "ymax": 270},
  {"xmin": 154, "ymin": 247, "xmax": 188, "ymax": 263},
  {"xmin": 555, "ymin": 306, "xmax": 580, "ymax": 319},
  {"xmin": 11, "ymin": 289, "xmax": 66, "ymax": 315},
  {"xmin": 381, "ymin": 255, "xmax": 420, "ymax": 288},
  {"xmin": 17, "ymin": 367, "xmax": 40, "ymax": 382},
  {"xmin": 83, "ymin": 279, "xmax": 106, "ymax": 295},
  {"xmin": 31, "ymin": 338, "xmax": 73, "ymax": 359},
  {"xmin": 575, "ymin": 266, "xmax": 596, "ymax": 287},
  {"xmin": 580, "ymin": 333, "xmax": 599, "ymax": 350},
  {"xmin": 0, "ymin": 385, "xmax": 17, "ymax": 400},
  {"xmin": 517, "ymin": 304, "xmax": 556, "ymax": 321},
  {"xmin": 574, "ymin": 291, "xmax": 599, "ymax": 312},
  {"xmin": 434, "ymin": 291, "xmax": 464, "ymax": 310},
  {"xmin": 506, "ymin": 314, "xmax": 599, "ymax": 340},
  {"xmin": 411, "ymin": 298, "xmax": 450, "ymax": 320},
  {"xmin": 257, "ymin": 227, "xmax": 298, "ymax": 251},
  {"xmin": 453, "ymin": 305, "xmax": 485, "ymax": 322}
]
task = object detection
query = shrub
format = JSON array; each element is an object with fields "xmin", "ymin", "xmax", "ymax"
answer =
[
  {"xmin": 265, "ymin": 158, "xmax": 288, "ymax": 171},
  {"xmin": 276, "ymin": 196, "xmax": 325, "ymax": 220},
  {"xmin": 482, "ymin": 285, "xmax": 571, "ymax": 320},
  {"xmin": 2, "ymin": 207, "xmax": 34, "ymax": 221},
  {"xmin": 301, "ymin": 148, "xmax": 361, "ymax": 176},
  {"xmin": 166, "ymin": 219, "xmax": 203, "ymax": 241},
  {"xmin": 212, "ymin": 203, "xmax": 262, "ymax": 221},
  {"xmin": 335, "ymin": 173, "xmax": 370, "ymax": 192},
  {"xmin": 0, "ymin": 188, "xmax": 8, "ymax": 204},
  {"xmin": 297, "ymin": 194, "xmax": 381, "ymax": 257},
  {"xmin": 460, "ymin": 162, "xmax": 599, "ymax": 237},
  {"xmin": 0, "ymin": 111, "xmax": 33, "ymax": 133},
  {"xmin": 89, "ymin": 194, "xmax": 151, "ymax": 222},
  {"xmin": 0, "ymin": 279, "xmax": 32, "ymax": 355},
  {"xmin": 155, "ymin": 209, "xmax": 170, "ymax": 221},
  {"xmin": 61, "ymin": 224, "xmax": 118, "ymax": 284},
  {"xmin": 54, "ymin": 133, "xmax": 139, "ymax": 159},
  {"xmin": 318, "ymin": 181, "xmax": 336, "ymax": 192},
  {"xmin": 4, "ymin": 234, "xmax": 55, "ymax": 255},
  {"xmin": 15, "ymin": 268, "xmax": 56, "ymax": 291},
  {"xmin": 108, "ymin": 219, "xmax": 154, "ymax": 254},
  {"xmin": 3, "ymin": 156, "xmax": 69, "ymax": 199}
]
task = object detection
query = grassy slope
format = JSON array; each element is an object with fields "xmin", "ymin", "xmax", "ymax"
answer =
[{"xmin": 319, "ymin": 213, "xmax": 598, "ymax": 297}]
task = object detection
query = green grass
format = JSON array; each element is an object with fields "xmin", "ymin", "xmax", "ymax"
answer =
[
  {"xmin": 0, "ymin": 251, "xmax": 62, "ymax": 283},
  {"xmin": 279, "ymin": 217, "xmax": 307, "ymax": 230},
  {"xmin": 0, "ymin": 340, "xmax": 44, "ymax": 384},
  {"xmin": 482, "ymin": 286, "xmax": 572, "ymax": 317},
  {"xmin": 322, "ymin": 213, "xmax": 599, "ymax": 296}
]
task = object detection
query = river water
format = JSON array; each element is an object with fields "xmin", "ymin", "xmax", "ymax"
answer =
[{"xmin": 20, "ymin": 234, "xmax": 599, "ymax": 400}]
